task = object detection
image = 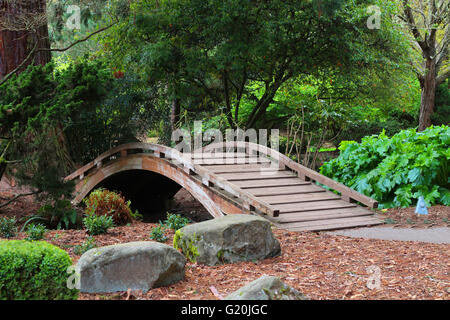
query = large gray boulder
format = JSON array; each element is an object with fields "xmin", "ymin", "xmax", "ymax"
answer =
[
  {"xmin": 76, "ymin": 241, "xmax": 186, "ymax": 293},
  {"xmin": 225, "ymin": 275, "xmax": 308, "ymax": 300},
  {"xmin": 173, "ymin": 214, "xmax": 281, "ymax": 266}
]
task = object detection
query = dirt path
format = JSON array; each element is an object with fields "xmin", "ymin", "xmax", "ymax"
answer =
[{"xmin": 328, "ymin": 227, "xmax": 450, "ymax": 244}]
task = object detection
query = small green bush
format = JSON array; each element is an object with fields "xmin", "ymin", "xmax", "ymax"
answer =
[
  {"xmin": 83, "ymin": 188, "xmax": 133, "ymax": 225},
  {"xmin": 320, "ymin": 125, "xmax": 450, "ymax": 208},
  {"xmin": 73, "ymin": 236, "xmax": 97, "ymax": 255},
  {"xmin": 36, "ymin": 199, "xmax": 80, "ymax": 230},
  {"xmin": 149, "ymin": 223, "xmax": 168, "ymax": 243},
  {"xmin": 25, "ymin": 224, "xmax": 47, "ymax": 241},
  {"xmin": 83, "ymin": 213, "xmax": 115, "ymax": 235},
  {"xmin": 0, "ymin": 240, "xmax": 79, "ymax": 300},
  {"xmin": 0, "ymin": 217, "xmax": 17, "ymax": 239},
  {"xmin": 163, "ymin": 213, "xmax": 190, "ymax": 231}
]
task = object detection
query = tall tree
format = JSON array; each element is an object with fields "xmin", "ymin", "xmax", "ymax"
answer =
[
  {"xmin": 106, "ymin": 0, "xmax": 407, "ymax": 129},
  {"xmin": 0, "ymin": 0, "xmax": 51, "ymax": 79},
  {"xmin": 399, "ymin": 0, "xmax": 450, "ymax": 131}
]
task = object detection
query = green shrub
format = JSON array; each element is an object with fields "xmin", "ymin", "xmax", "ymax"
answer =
[
  {"xmin": 149, "ymin": 223, "xmax": 168, "ymax": 243},
  {"xmin": 83, "ymin": 188, "xmax": 133, "ymax": 225},
  {"xmin": 320, "ymin": 125, "xmax": 450, "ymax": 208},
  {"xmin": 36, "ymin": 199, "xmax": 81, "ymax": 230},
  {"xmin": 0, "ymin": 240, "xmax": 79, "ymax": 300},
  {"xmin": 163, "ymin": 213, "xmax": 190, "ymax": 231},
  {"xmin": 73, "ymin": 236, "xmax": 97, "ymax": 255},
  {"xmin": 25, "ymin": 224, "xmax": 47, "ymax": 241},
  {"xmin": 432, "ymin": 80, "xmax": 450, "ymax": 126},
  {"xmin": 0, "ymin": 217, "xmax": 17, "ymax": 239},
  {"xmin": 83, "ymin": 213, "xmax": 115, "ymax": 235},
  {"xmin": 338, "ymin": 109, "xmax": 418, "ymax": 144}
]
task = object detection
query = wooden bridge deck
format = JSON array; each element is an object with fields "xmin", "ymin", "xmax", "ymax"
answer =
[
  {"xmin": 66, "ymin": 142, "xmax": 382, "ymax": 232},
  {"xmin": 193, "ymin": 153, "xmax": 381, "ymax": 232}
]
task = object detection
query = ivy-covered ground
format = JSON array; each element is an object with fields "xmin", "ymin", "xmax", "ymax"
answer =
[{"xmin": 1, "ymin": 188, "xmax": 449, "ymax": 300}]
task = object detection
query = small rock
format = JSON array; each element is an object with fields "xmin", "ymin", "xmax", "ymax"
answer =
[
  {"xmin": 173, "ymin": 214, "xmax": 281, "ymax": 266},
  {"xmin": 77, "ymin": 241, "xmax": 185, "ymax": 293},
  {"xmin": 225, "ymin": 275, "xmax": 308, "ymax": 300}
]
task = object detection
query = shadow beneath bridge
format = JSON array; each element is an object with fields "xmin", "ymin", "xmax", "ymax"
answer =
[{"xmin": 93, "ymin": 170, "xmax": 182, "ymax": 222}]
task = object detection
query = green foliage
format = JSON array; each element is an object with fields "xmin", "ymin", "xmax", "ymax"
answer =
[
  {"xmin": 0, "ymin": 217, "xmax": 18, "ymax": 239},
  {"xmin": 25, "ymin": 224, "xmax": 47, "ymax": 241},
  {"xmin": 320, "ymin": 126, "xmax": 450, "ymax": 208},
  {"xmin": 163, "ymin": 213, "xmax": 190, "ymax": 231},
  {"xmin": 83, "ymin": 213, "xmax": 115, "ymax": 235},
  {"xmin": 36, "ymin": 199, "xmax": 80, "ymax": 230},
  {"xmin": 73, "ymin": 236, "xmax": 97, "ymax": 255},
  {"xmin": 149, "ymin": 223, "xmax": 168, "ymax": 243},
  {"xmin": 0, "ymin": 63, "xmax": 75, "ymax": 201},
  {"xmin": 83, "ymin": 188, "xmax": 133, "ymax": 225},
  {"xmin": 104, "ymin": 0, "xmax": 406, "ymax": 129},
  {"xmin": 0, "ymin": 58, "xmax": 161, "ymax": 203},
  {"xmin": 432, "ymin": 80, "xmax": 450, "ymax": 126},
  {"xmin": 0, "ymin": 240, "xmax": 79, "ymax": 300},
  {"xmin": 173, "ymin": 230, "xmax": 200, "ymax": 263},
  {"xmin": 338, "ymin": 108, "xmax": 418, "ymax": 143}
]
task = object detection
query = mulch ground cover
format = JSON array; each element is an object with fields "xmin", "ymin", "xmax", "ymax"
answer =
[
  {"xmin": 1, "ymin": 187, "xmax": 449, "ymax": 300},
  {"xmin": 2, "ymin": 221, "xmax": 449, "ymax": 300},
  {"xmin": 376, "ymin": 205, "xmax": 450, "ymax": 228}
]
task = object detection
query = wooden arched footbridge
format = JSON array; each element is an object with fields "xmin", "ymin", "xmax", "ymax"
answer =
[{"xmin": 65, "ymin": 142, "xmax": 382, "ymax": 232}]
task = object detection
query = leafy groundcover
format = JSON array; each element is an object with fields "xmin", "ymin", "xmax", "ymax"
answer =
[{"xmin": 320, "ymin": 125, "xmax": 449, "ymax": 208}]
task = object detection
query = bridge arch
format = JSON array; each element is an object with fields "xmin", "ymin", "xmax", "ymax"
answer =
[{"xmin": 65, "ymin": 143, "xmax": 247, "ymax": 220}]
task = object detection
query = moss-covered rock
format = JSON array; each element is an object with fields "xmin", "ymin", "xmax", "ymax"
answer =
[
  {"xmin": 77, "ymin": 241, "xmax": 186, "ymax": 293},
  {"xmin": 225, "ymin": 275, "xmax": 308, "ymax": 300},
  {"xmin": 173, "ymin": 214, "xmax": 281, "ymax": 266}
]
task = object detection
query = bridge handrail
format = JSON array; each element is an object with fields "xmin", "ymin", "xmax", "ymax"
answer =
[
  {"xmin": 64, "ymin": 142, "xmax": 280, "ymax": 217},
  {"xmin": 199, "ymin": 141, "xmax": 378, "ymax": 209}
]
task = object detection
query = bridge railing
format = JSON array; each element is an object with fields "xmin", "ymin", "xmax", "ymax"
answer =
[
  {"xmin": 64, "ymin": 142, "xmax": 281, "ymax": 217},
  {"xmin": 199, "ymin": 141, "xmax": 379, "ymax": 209}
]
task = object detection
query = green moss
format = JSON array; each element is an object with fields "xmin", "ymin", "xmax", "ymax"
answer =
[
  {"xmin": 217, "ymin": 249, "xmax": 224, "ymax": 261},
  {"xmin": 173, "ymin": 230, "xmax": 183, "ymax": 250},
  {"xmin": 173, "ymin": 231, "xmax": 200, "ymax": 263}
]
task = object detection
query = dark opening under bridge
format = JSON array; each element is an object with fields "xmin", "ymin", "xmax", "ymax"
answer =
[{"xmin": 65, "ymin": 142, "xmax": 382, "ymax": 232}]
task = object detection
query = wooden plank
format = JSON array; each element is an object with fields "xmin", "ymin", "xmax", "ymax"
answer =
[
  {"xmin": 233, "ymin": 178, "xmax": 309, "ymax": 189},
  {"xmin": 273, "ymin": 207, "xmax": 374, "ymax": 223},
  {"xmin": 198, "ymin": 141, "xmax": 379, "ymax": 208},
  {"xmin": 274, "ymin": 199, "xmax": 356, "ymax": 214},
  {"xmin": 217, "ymin": 171, "xmax": 296, "ymax": 181},
  {"xmin": 284, "ymin": 216, "xmax": 382, "ymax": 232},
  {"xmin": 193, "ymin": 157, "xmax": 271, "ymax": 165},
  {"xmin": 258, "ymin": 192, "xmax": 340, "ymax": 205},
  {"xmin": 201, "ymin": 163, "xmax": 278, "ymax": 173},
  {"xmin": 243, "ymin": 184, "xmax": 323, "ymax": 196},
  {"xmin": 188, "ymin": 152, "xmax": 248, "ymax": 159}
]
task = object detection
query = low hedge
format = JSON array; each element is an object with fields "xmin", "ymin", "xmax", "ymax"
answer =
[{"xmin": 0, "ymin": 240, "xmax": 79, "ymax": 300}]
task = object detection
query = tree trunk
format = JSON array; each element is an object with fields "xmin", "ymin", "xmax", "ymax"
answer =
[
  {"xmin": 418, "ymin": 59, "xmax": 437, "ymax": 131},
  {"xmin": 0, "ymin": 0, "xmax": 51, "ymax": 79},
  {"xmin": 170, "ymin": 98, "xmax": 180, "ymax": 131},
  {"xmin": 0, "ymin": 161, "xmax": 6, "ymax": 183}
]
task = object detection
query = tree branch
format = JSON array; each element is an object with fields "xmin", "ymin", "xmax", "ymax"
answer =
[
  {"xmin": 0, "ymin": 22, "xmax": 117, "ymax": 85},
  {"xmin": 38, "ymin": 22, "xmax": 117, "ymax": 53},
  {"xmin": 0, "ymin": 191, "xmax": 40, "ymax": 209},
  {"xmin": 436, "ymin": 67, "xmax": 450, "ymax": 85},
  {"xmin": 0, "ymin": 41, "xmax": 38, "ymax": 86}
]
